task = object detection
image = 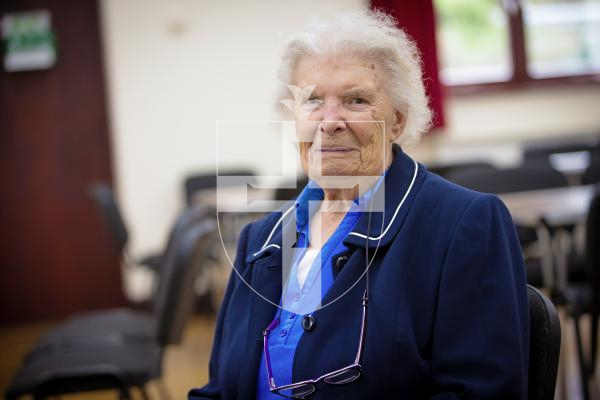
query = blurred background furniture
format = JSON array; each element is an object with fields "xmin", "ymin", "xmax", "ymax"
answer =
[
  {"xmin": 446, "ymin": 164, "xmax": 569, "ymax": 194},
  {"xmin": 499, "ymin": 185, "xmax": 595, "ymax": 297},
  {"xmin": 183, "ymin": 169, "xmax": 257, "ymax": 207},
  {"xmin": 90, "ymin": 183, "xmax": 164, "ymax": 275},
  {"xmin": 582, "ymin": 152, "xmax": 600, "ymax": 185},
  {"xmin": 426, "ymin": 160, "xmax": 496, "ymax": 179},
  {"xmin": 5, "ymin": 214, "xmax": 216, "ymax": 400},
  {"xmin": 523, "ymin": 136, "xmax": 600, "ymax": 186},
  {"xmin": 23, "ymin": 207, "xmax": 210, "ymax": 359},
  {"xmin": 183, "ymin": 170, "xmax": 261, "ymax": 312},
  {"xmin": 561, "ymin": 190, "xmax": 600, "ymax": 400},
  {"xmin": 184, "ymin": 169, "xmax": 260, "ymax": 243},
  {"xmin": 273, "ymin": 176, "xmax": 309, "ymax": 202}
]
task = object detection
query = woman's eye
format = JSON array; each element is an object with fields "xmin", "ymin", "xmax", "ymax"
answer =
[
  {"xmin": 346, "ymin": 97, "xmax": 369, "ymax": 111},
  {"xmin": 347, "ymin": 97, "xmax": 369, "ymax": 108},
  {"xmin": 303, "ymin": 98, "xmax": 323, "ymax": 108}
]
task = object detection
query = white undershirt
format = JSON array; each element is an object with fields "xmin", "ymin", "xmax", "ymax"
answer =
[
  {"xmin": 296, "ymin": 200, "xmax": 351, "ymax": 288},
  {"xmin": 297, "ymin": 248, "xmax": 320, "ymax": 288}
]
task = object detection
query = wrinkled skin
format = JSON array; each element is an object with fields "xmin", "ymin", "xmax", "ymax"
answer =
[
  {"xmin": 291, "ymin": 54, "xmax": 405, "ymax": 245},
  {"xmin": 292, "ymin": 54, "xmax": 405, "ymax": 202}
]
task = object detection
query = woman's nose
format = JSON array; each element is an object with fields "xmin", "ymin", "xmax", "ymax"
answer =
[
  {"xmin": 320, "ymin": 103, "xmax": 347, "ymax": 134},
  {"xmin": 320, "ymin": 119, "xmax": 346, "ymax": 134}
]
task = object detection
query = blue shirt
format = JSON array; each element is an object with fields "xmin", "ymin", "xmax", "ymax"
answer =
[{"xmin": 256, "ymin": 179, "xmax": 381, "ymax": 399}]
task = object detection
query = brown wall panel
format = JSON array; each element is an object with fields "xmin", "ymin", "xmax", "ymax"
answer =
[{"xmin": 0, "ymin": 0, "xmax": 125, "ymax": 323}]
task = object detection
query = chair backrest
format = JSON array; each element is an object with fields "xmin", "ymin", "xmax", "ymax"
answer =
[
  {"xmin": 274, "ymin": 176, "xmax": 309, "ymax": 201},
  {"xmin": 426, "ymin": 161, "xmax": 496, "ymax": 179},
  {"xmin": 582, "ymin": 152, "xmax": 600, "ymax": 185},
  {"xmin": 153, "ymin": 211, "xmax": 216, "ymax": 346},
  {"xmin": 150, "ymin": 206, "xmax": 209, "ymax": 310},
  {"xmin": 447, "ymin": 165, "xmax": 568, "ymax": 194},
  {"xmin": 161, "ymin": 205, "xmax": 208, "ymax": 261},
  {"xmin": 523, "ymin": 136, "xmax": 600, "ymax": 165},
  {"xmin": 88, "ymin": 183, "xmax": 129, "ymax": 252},
  {"xmin": 585, "ymin": 190, "xmax": 600, "ymax": 372},
  {"xmin": 528, "ymin": 284, "xmax": 561, "ymax": 400},
  {"xmin": 184, "ymin": 169, "xmax": 256, "ymax": 206},
  {"xmin": 585, "ymin": 189, "xmax": 600, "ymax": 277}
]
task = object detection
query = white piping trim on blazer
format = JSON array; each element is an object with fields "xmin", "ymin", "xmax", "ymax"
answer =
[
  {"xmin": 252, "ymin": 205, "xmax": 294, "ymax": 257},
  {"xmin": 252, "ymin": 158, "xmax": 418, "ymax": 256},
  {"xmin": 348, "ymin": 159, "xmax": 418, "ymax": 241}
]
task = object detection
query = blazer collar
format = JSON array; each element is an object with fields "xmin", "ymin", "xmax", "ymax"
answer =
[
  {"xmin": 246, "ymin": 144, "xmax": 424, "ymax": 262},
  {"xmin": 344, "ymin": 144, "xmax": 424, "ymax": 249},
  {"xmin": 245, "ymin": 204, "xmax": 293, "ymax": 263}
]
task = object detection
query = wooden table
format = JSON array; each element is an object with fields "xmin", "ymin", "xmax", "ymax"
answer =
[
  {"xmin": 499, "ymin": 185, "xmax": 595, "ymax": 228},
  {"xmin": 499, "ymin": 184, "xmax": 597, "ymax": 295}
]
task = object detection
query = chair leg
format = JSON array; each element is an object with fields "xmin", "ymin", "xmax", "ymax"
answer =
[
  {"xmin": 574, "ymin": 315, "xmax": 591, "ymax": 400},
  {"xmin": 590, "ymin": 285, "xmax": 599, "ymax": 376},
  {"xmin": 118, "ymin": 388, "xmax": 133, "ymax": 400},
  {"xmin": 139, "ymin": 385, "xmax": 151, "ymax": 400},
  {"xmin": 591, "ymin": 312, "xmax": 598, "ymax": 375},
  {"xmin": 155, "ymin": 380, "xmax": 173, "ymax": 400}
]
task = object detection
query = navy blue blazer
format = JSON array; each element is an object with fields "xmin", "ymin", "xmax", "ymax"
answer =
[{"xmin": 189, "ymin": 146, "xmax": 529, "ymax": 399}]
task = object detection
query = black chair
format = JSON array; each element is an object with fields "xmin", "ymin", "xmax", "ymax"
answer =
[
  {"xmin": 274, "ymin": 176, "xmax": 309, "ymax": 201},
  {"xmin": 523, "ymin": 136, "xmax": 600, "ymax": 165},
  {"xmin": 183, "ymin": 169, "xmax": 256, "ymax": 207},
  {"xmin": 5, "ymin": 216, "xmax": 217, "ymax": 400},
  {"xmin": 582, "ymin": 151, "xmax": 600, "ymax": 185},
  {"xmin": 563, "ymin": 189, "xmax": 600, "ymax": 400},
  {"xmin": 22, "ymin": 206, "xmax": 210, "ymax": 360},
  {"xmin": 446, "ymin": 165, "xmax": 569, "ymax": 195},
  {"xmin": 523, "ymin": 137, "xmax": 600, "ymax": 186},
  {"xmin": 528, "ymin": 284, "xmax": 562, "ymax": 400},
  {"xmin": 426, "ymin": 160, "xmax": 496, "ymax": 179},
  {"xmin": 182, "ymin": 170, "xmax": 257, "ymax": 310},
  {"xmin": 89, "ymin": 183, "xmax": 163, "ymax": 273}
]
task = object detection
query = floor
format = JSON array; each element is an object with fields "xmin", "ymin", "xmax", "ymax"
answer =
[
  {"xmin": 556, "ymin": 310, "xmax": 599, "ymax": 400},
  {"xmin": 0, "ymin": 310, "xmax": 597, "ymax": 399}
]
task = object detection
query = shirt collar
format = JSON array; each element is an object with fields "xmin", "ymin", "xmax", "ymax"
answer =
[
  {"xmin": 295, "ymin": 181, "xmax": 324, "ymax": 232},
  {"xmin": 294, "ymin": 172, "xmax": 387, "ymax": 234},
  {"xmin": 246, "ymin": 144, "xmax": 424, "ymax": 263},
  {"xmin": 344, "ymin": 144, "xmax": 424, "ymax": 249}
]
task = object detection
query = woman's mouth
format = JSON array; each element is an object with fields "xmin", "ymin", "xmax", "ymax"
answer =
[{"xmin": 316, "ymin": 147, "xmax": 354, "ymax": 153}]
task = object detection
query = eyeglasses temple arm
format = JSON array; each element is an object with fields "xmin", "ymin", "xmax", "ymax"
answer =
[
  {"xmin": 263, "ymin": 317, "xmax": 280, "ymax": 388},
  {"xmin": 354, "ymin": 289, "xmax": 368, "ymax": 365}
]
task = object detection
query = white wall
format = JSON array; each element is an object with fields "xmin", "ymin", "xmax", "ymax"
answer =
[
  {"xmin": 407, "ymin": 85, "xmax": 600, "ymax": 167},
  {"xmin": 100, "ymin": 0, "xmax": 600, "ymax": 278},
  {"xmin": 100, "ymin": 0, "xmax": 368, "ymax": 262}
]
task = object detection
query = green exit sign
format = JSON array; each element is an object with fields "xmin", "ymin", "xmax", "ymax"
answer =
[{"xmin": 1, "ymin": 10, "xmax": 57, "ymax": 72}]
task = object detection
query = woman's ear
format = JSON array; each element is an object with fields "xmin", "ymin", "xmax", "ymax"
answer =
[{"xmin": 390, "ymin": 110, "xmax": 405, "ymax": 142}]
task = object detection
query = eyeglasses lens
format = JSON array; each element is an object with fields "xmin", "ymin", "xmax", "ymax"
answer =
[
  {"xmin": 277, "ymin": 383, "xmax": 315, "ymax": 399},
  {"xmin": 323, "ymin": 368, "xmax": 361, "ymax": 385}
]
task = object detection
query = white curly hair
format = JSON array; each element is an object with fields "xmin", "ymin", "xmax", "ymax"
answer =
[{"xmin": 276, "ymin": 9, "xmax": 432, "ymax": 145}]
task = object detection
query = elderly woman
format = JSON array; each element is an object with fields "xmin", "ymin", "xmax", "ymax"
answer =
[{"xmin": 189, "ymin": 10, "xmax": 528, "ymax": 400}]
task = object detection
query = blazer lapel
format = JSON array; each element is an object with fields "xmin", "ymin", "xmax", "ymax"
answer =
[
  {"xmin": 238, "ymin": 213, "xmax": 299, "ymax": 399},
  {"xmin": 345, "ymin": 144, "xmax": 425, "ymax": 249}
]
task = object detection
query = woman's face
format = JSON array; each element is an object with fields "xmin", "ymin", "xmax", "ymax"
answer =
[{"xmin": 291, "ymin": 54, "xmax": 404, "ymax": 186}]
